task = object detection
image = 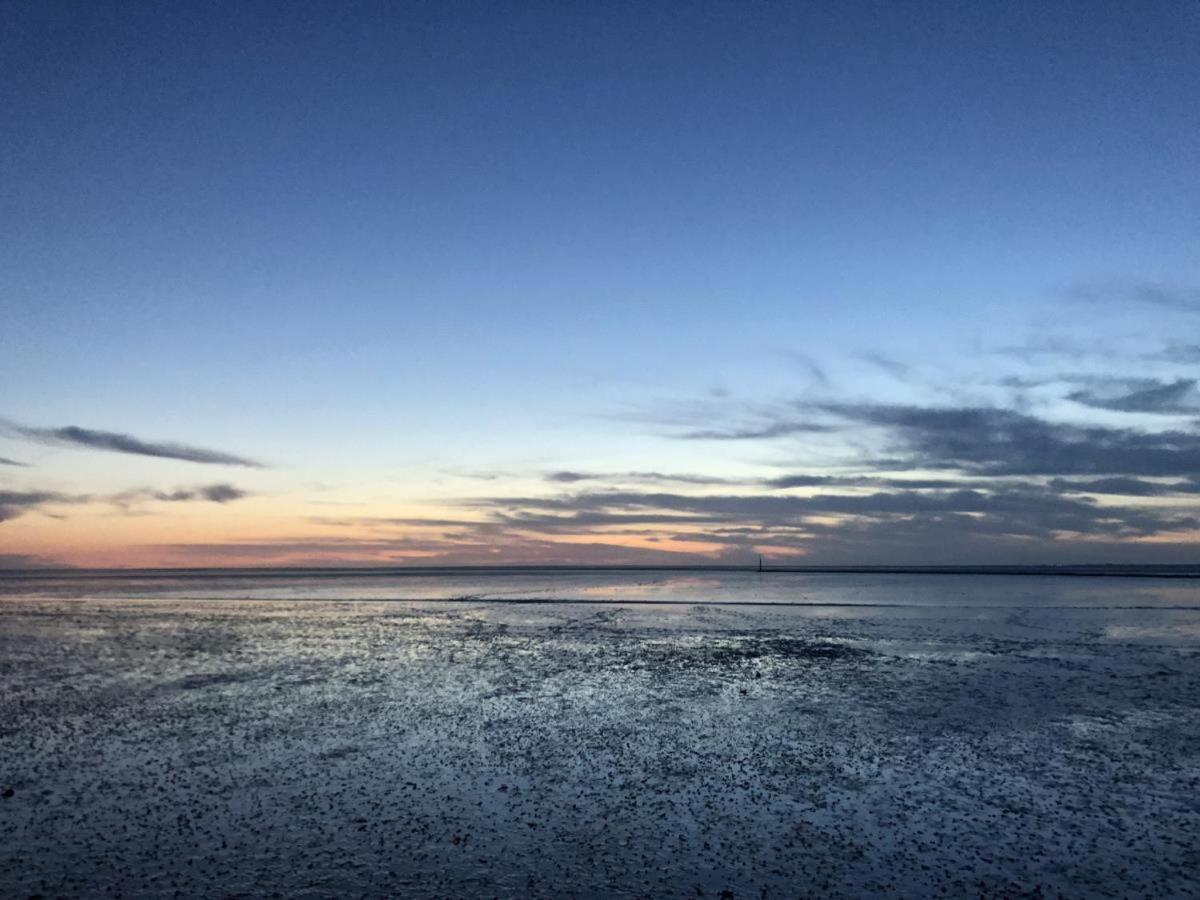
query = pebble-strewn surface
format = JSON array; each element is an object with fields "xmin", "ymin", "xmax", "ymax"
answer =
[{"xmin": 1, "ymin": 592, "xmax": 1199, "ymax": 898}]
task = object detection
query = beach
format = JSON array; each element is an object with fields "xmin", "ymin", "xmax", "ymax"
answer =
[{"xmin": 1, "ymin": 571, "xmax": 1198, "ymax": 897}]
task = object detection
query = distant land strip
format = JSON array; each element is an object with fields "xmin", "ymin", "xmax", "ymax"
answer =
[
  {"xmin": 2, "ymin": 564, "xmax": 1199, "ymax": 579},
  {"xmin": 16, "ymin": 597, "xmax": 1200, "ymax": 610}
]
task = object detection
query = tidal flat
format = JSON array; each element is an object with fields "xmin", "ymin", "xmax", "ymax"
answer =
[{"xmin": 1, "ymin": 572, "xmax": 1198, "ymax": 897}]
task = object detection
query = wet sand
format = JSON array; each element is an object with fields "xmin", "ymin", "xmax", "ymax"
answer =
[{"xmin": 2, "ymin": 591, "xmax": 1198, "ymax": 897}]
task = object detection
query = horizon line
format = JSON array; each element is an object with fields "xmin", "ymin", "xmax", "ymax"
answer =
[{"xmin": 3, "ymin": 562, "xmax": 1199, "ymax": 579}]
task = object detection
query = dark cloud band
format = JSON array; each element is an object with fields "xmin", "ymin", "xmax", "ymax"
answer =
[{"xmin": 2, "ymin": 420, "xmax": 264, "ymax": 467}]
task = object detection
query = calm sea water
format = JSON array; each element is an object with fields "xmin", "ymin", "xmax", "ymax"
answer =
[{"xmin": 2, "ymin": 567, "xmax": 1198, "ymax": 607}]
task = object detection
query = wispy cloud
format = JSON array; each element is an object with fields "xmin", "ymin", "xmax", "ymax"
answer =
[
  {"xmin": 1157, "ymin": 344, "xmax": 1200, "ymax": 364},
  {"xmin": 859, "ymin": 352, "xmax": 912, "ymax": 381},
  {"xmin": 0, "ymin": 456, "xmax": 29, "ymax": 467},
  {"xmin": 782, "ymin": 351, "xmax": 830, "ymax": 387},
  {"xmin": 764, "ymin": 474, "xmax": 968, "ymax": 490},
  {"xmin": 1068, "ymin": 278, "xmax": 1200, "ymax": 313},
  {"xmin": 678, "ymin": 421, "xmax": 832, "ymax": 441},
  {"xmin": 1066, "ymin": 378, "xmax": 1198, "ymax": 414},
  {"xmin": 546, "ymin": 470, "xmax": 737, "ymax": 485},
  {"xmin": 1047, "ymin": 477, "xmax": 1200, "ymax": 496},
  {"xmin": 992, "ymin": 336, "xmax": 1100, "ymax": 362},
  {"xmin": 616, "ymin": 394, "xmax": 836, "ymax": 442},
  {"xmin": 1, "ymin": 420, "xmax": 264, "ymax": 467}
]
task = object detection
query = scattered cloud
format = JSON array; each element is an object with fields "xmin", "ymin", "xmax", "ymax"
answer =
[
  {"xmin": 0, "ymin": 456, "xmax": 29, "ymax": 467},
  {"xmin": 8, "ymin": 317, "xmax": 1200, "ymax": 565},
  {"xmin": 264, "ymin": 367, "xmax": 1200, "ymax": 565},
  {"xmin": 125, "ymin": 483, "xmax": 251, "ymax": 504},
  {"xmin": 1, "ymin": 420, "xmax": 264, "ymax": 467},
  {"xmin": 1, "ymin": 482, "xmax": 251, "ymax": 523}
]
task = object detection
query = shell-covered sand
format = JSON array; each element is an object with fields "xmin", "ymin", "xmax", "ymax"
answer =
[{"xmin": 2, "ymin": 586, "xmax": 1198, "ymax": 897}]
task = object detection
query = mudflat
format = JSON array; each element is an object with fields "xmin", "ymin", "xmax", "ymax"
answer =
[{"xmin": 1, "ymin": 581, "xmax": 1198, "ymax": 897}]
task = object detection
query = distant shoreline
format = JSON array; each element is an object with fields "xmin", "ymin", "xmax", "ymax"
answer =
[{"xmin": 2, "ymin": 564, "xmax": 1199, "ymax": 579}]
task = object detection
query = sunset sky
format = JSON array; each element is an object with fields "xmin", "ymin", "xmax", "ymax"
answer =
[{"xmin": 3, "ymin": 0, "xmax": 1199, "ymax": 568}]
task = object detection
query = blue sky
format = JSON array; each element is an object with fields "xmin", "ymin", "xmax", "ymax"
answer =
[{"xmin": 2, "ymin": 1, "xmax": 1198, "ymax": 567}]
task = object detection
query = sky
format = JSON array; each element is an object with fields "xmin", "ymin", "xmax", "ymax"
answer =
[{"xmin": 2, "ymin": 0, "xmax": 1199, "ymax": 568}]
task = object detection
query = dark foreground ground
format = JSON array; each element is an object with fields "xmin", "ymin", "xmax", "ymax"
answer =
[{"xmin": 1, "ymin": 596, "xmax": 1198, "ymax": 898}]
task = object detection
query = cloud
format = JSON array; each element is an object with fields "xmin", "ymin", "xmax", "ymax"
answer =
[
  {"xmin": 111, "ymin": 483, "xmax": 251, "ymax": 507},
  {"xmin": 1, "ymin": 420, "xmax": 264, "ymax": 467},
  {"xmin": 471, "ymin": 485, "xmax": 1196, "ymax": 542},
  {"xmin": 783, "ymin": 351, "xmax": 829, "ymax": 387},
  {"xmin": 546, "ymin": 470, "xmax": 736, "ymax": 485},
  {"xmin": 0, "ymin": 456, "xmax": 28, "ymax": 467},
  {"xmin": 576, "ymin": 354, "xmax": 1200, "ymax": 562},
  {"xmin": 1048, "ymin": 477, "xmax": 1200, "ymax": 496},
  {"xmin": 677, "ymin": 421, "xmax": 832, "ymax": 441},
  {"xmin": 299, "ymin": 461, "xmax": 1200, "ymax": 565},
  {"xmin": 616, "ymin": 394, "xmax": 836, "ymax": 442},
  {"xmin": 822, "ymin": 403, "xmax": 1200, "ymax": 477},
  {"xmin": 1157, "ymin": 344, "xmax": 1200, "ymax": 364},
  {"xmin": 1068, "ymin": 279, "xmax": 1200, "ymax": 313},
  {"xmin": 1066, "ymin": 378, "xmax": 1198, "ymax": 414},
  {"xmin": 0, "ymin": 489, "xmax": 88, "ymax": 523},
  {"xmin": 10, "ymin": 329, "xmax": 1199, "ymax": 566},
  {"xmin": 764, "ymin": 474, "xmax": 858, "ymax": 489},
  {"xmin": 860, "ymin": 352, "xmax": 911, "ymax": 380},
  {"xmin": 299, "ymin": 387, "xmax": 1200, "ymax": 563},
  {"xmin": 546, "ymin": 471, "xmax": 600, "ymax": 483},
  {"xmin": 763, "ymin": 474, "xmax": 967, "ymax": 490},
  {"xmin": 0, "ymin": 483, "xmax": 251, "ymax": 522},
  {"xmin": 992, "ymin": 336, "xmax": 1104, "ymax": 363},
  {"xmin": 152, "ymin": 483, "xmax": 250, "ymax": 503},
  {"xmin": 198, "ymin": 483, "xmax": 248, "ymax": 502}
]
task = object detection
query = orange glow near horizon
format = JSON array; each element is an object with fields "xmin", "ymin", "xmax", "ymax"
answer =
[{"xmin": 7, "ymin": 482, "xmax": 1200, "ymax": 569}]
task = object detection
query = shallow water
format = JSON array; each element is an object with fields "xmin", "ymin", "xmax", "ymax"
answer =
[
  {"xmin": 5, "ymin": 567, "xmax": 1200, "ymax": 607},
  {"xmin": 1, "ymin": 572, "xmax": 1198, "ymax": 897}
]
